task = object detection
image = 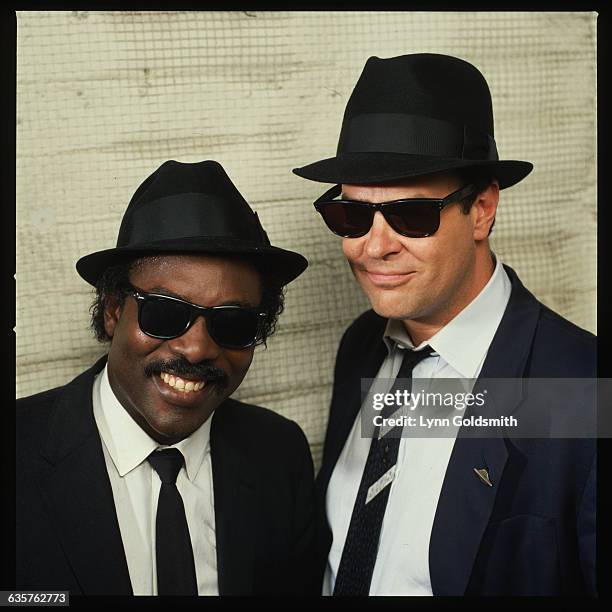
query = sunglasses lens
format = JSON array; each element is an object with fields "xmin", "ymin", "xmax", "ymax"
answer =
[
  {"xmin": 318, "ymin": 201, "xmax": 373, "ymax": 237},
  {"xmin": 385, "ymin": 201, "xmax": 439, "ymax": 237},
  {"xmin": 139, "ymin": 296, "xmax": 191, "ymax": 338},
  {"xmin": 136, "ymin": 293, "xmax": 260, "ymax": 348},
  {"xmin": 208, "ymin": 308, "xmax": 260, "ymax": 348}
]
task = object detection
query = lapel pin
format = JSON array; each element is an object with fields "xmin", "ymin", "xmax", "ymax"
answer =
[{"xmin": 473, "ymin": 467, "xmax": 493, "ymax": 487}]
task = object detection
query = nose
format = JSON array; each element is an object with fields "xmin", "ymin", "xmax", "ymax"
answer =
[
  {"xmin": 165, "ymin": 315, "xmax": 221, "ymax": 363},
  {"xmin": 364, "ymin": 210, "xmax": 403, "ymax": 259}
]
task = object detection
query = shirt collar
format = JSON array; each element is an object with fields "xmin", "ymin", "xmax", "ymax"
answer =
[
  {"xmin": 384, "ymin": 255, "xmax": 512, "ymax": 378},
  {"xmin": 95, "ymin": 364, "xmax": 212, "ymax": 480}
]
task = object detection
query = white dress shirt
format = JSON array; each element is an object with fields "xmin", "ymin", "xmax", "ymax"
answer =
[
  {"xmin": 92, "ymin": 365, "xmax": 218, "ymax": 595},
  {"xmin": 324, "ymin": 255, "xmax": 512, "ymax": 595}
]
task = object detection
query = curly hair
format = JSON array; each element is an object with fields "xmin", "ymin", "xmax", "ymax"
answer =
[{"xmin": 89, "ymin": 254, "xmax": 285, "ymax": 347}]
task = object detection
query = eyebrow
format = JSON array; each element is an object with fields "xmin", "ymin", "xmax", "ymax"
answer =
[{"xmin": 144, "ymin": 286, "xmax": 255, "ymax": 308}]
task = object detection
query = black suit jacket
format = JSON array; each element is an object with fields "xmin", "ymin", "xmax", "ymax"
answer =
[
  {"xmin": 16, "ymin": 356, "xmax": 318, "ymax": 595},
  {"xmin": 316, "ymin": 265, "xmax": 597, "ymax": 596}
]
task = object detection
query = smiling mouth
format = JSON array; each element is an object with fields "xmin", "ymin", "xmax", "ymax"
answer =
[
  {"xmin": 159, "ymin": 371, "xmax": 207, "ymax": 393},
  {"xmin": 364, "ymin": 270, "xmax": 416, "ymax": 285}
]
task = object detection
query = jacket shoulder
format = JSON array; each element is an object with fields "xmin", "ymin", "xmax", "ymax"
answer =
[
  {"xmin": 16, "ymin": 386, "xmax": 65, "ymax": 437},
  {"xmin": 338, "ymin": 309, "xmax": 386, "ymax": 355},
  {"xmin": 221, "ymin": 397, "xmax": 300, "ymax": 429},
  {"xmin": 217, "ymin": 397, "xmax": 311, "ymax": 454},
  {"xmin": 538, "ymin": 304, "xmax": 595, "ymax": 344},
  {"xmin": 17, "ymin": 385, "xmax": 63, "ymax": 409},
  {"xmin": 215, "ymin": 398, "xmax": 314, "ymax": 496},
  {"xmin": 17, "ymin": 358, "xmax": 106, "ymax": 430},
  {"xmin": 344, "ymin": 308, "xmax": 386, "ymax": 337},
  {"xmin": 530, "ymin": 304, "xmax": 596, "ymax": 376}
]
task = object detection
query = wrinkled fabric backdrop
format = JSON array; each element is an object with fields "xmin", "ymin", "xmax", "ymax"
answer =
[{"xmin": 16, "ymin": 11, "xmax": 597, "ymax": 469}]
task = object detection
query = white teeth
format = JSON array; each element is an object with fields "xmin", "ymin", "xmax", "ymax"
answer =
[{"xmin": 159, "ymin": 372, "xmax": 205, "ymax": 393}]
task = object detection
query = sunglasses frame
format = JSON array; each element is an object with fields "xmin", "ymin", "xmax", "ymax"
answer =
[
  {"xmin": 129, "ymin": 288, "xmax": 267, "ymax": 349},
  {"xmin": 313, "ymin": 183, "xmax": 477, "ymax": 238}
]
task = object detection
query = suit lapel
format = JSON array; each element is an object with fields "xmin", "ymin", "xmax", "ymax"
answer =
[
  {"xmin": 429, "ymin": 265, "xmax": 541, "ymax": 595},
  {"xmin": 38, "ymin": 357, "xmax": 133, "ymax": 595},
  {"xmin": 210, "ymin": 405, "xmax": 257, "ymax": 595}
]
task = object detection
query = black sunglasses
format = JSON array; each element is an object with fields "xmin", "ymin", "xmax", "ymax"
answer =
[
  {"xmin": 129, "ymin": 287, "xmax": 266, "ymax": 349},
  {"xmin": 313, "ymin": 183, "xmax": 477, "ymax": 238}
]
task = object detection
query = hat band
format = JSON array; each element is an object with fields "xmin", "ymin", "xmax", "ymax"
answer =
[
  {"xmin": 118, "ymin": 193, "xmax": 268, "ymax": 247},
  {"xmin": 338, "ymin": 113, "xmax": 498, "ymax": 161}
]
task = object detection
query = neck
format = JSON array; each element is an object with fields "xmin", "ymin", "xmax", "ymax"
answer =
[{"xmin": 403, "ymin": 249, "xmax": 496, "ymax": 346}]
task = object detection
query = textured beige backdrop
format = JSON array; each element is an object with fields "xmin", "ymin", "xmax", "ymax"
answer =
[{"xmin": 16, "ymin": 11, "xmax": 597, "ymax": 469}]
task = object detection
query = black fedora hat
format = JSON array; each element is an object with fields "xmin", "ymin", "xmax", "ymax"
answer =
[
  {"xmin": 293, "ymin": 53, "xmax": 533, "ymax": 189},
  {"xmin": 77, "ymin": 160, "xmax": 308, "ymax": 286}
]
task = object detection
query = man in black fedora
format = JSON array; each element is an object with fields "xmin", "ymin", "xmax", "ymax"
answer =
[
  {"xmin": 16, "ymin": 160, "xmax": 318, "ymax": 596},
  {"xmin": 294, "ymin": 53, "xmax": 596, "ymax": 596}
]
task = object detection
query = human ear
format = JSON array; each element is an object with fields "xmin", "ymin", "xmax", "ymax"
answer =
[
  {"xmin": 103, "ymin": 293, "xmax": 123, "ymax": 339},
  {"xmin": 472, "ymin": 180, "xmax": 499, "ymax": 241}
]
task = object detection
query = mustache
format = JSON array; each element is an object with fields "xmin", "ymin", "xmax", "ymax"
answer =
[{"xmin": 144, "ymin": 357, "xmax": 229, "ymax": 390}]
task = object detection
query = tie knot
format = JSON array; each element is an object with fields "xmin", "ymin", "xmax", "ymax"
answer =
[
  {"xmin": 147, "ymin": 448, "xmax": 185, "ymax": 484},
  {"xmin": 396, "ymin": 345, "xmax": 434, "ymax": 377}
]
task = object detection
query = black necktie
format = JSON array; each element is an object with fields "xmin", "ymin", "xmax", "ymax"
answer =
[
  {"xmin": 333, "ymin": 345, "xmax": 434, "ymax": 596},
  {"xmin": 147, "ymin": 448, "xmax": 198, "ymax": 595}
]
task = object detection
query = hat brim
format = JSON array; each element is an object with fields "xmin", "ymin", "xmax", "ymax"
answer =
[
  {"xmin": 76, "ymin": 236, "xmax": 308, "ymax": 287},
  {"xmin": 293, "ymin": 153, "xmax": 533, "ymax": 190}
]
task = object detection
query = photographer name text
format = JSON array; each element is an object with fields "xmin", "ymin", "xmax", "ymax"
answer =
[{"xmin": 372, "ymin": 414, "xmax": 518, "ymax": 428}]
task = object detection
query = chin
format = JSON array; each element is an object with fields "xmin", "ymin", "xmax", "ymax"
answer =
[
  {"xmin": 369, "ymin": 301, "xmax": 412, "ymax": 321},
  {"xmin": 152, "ymin": 422, "xmax": 194, "ymax": 444},
  {"xmin": 364, "ymin": 291, "xmax": 410, "ymax": 319}
]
